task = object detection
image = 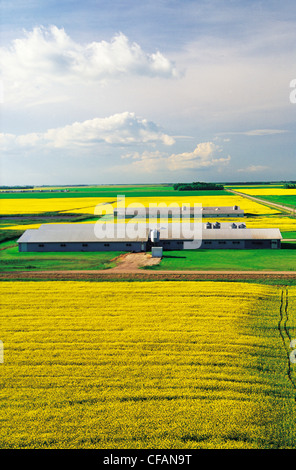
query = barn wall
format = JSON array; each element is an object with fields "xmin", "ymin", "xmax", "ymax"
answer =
[
  {"xmin": 245, "ymin": 239, "xmax": 280, "ymax": 249},
  {"xmin": 152, "ymin": 239, "xmax": 280, "ymax": 250},
  {"xmin": 18, "ymin": 242, "xmax": 27, "ymax": 252},
  {"xmin": 20, "ymin": 242, "xmax": 146, "ymax": 252},
  {"xmin": 204, "ymin": 213, "xmax": 244, "ymax": 218},
  {"xmin": 18, "ymin": 238, "xmax": 280, "ymax": 252}
]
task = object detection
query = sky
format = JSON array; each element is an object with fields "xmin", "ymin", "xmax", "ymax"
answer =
[{"xmin": 0, "ymin": 0, "xmax": 295, "ymax": 185}]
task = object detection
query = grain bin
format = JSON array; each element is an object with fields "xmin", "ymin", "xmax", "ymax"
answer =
[{"xmin": 150, "ymin": 229, "xmax": 160, "ymax": 243}]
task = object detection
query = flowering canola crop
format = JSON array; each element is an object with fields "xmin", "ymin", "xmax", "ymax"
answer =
[
  {"xmin": 235, "ymin": 188, "xmax": 296, "ymax": 196},
  {"xmin": 0, "ymin": 194, "xmax": 280, "ymax": 217},
  {"xmin": 121, "ymin": 195, "xmax": 280, "ymax": 215},
  {"xmin": 1, "ymin": 281, "xmax": 295, "ymax": 449},
  {"xmin": 0, "ymin": 197, "xmax": 116, "ymax": 216}
]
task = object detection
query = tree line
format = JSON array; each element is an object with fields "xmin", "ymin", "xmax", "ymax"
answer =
[{"xmin": 173, "ymin": 182, "xmax": 224, "ymax": 191}]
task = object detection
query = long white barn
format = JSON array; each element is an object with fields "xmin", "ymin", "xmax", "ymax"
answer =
[
  {"xmin": 17, "ymin": 222, "xmax": 282, "ymax": 252},
  {"xmin": 114, "ymin": 205, "xmax": 244, "ymax": 218}
]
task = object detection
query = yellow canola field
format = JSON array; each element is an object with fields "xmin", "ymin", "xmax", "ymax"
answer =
[
  {"xmin": 1, "ymin": 281, "xmax": 295, "ymax": 449},
  {"xmin": 6, "ymin": 216, "xmax": 296, "ymax": 233},
  {"xmin": 119, "ymin": 195, "xmax": 280, "ymax": 215},
  {"xmin": 235, "ymin": 188, "xmax": 296, "ymax": 196},
  {"xmin": 1, "ymin": 223, "xmax": 42, "ymax": 230},
  {"xmin": 0, "ymin": 194, "xmax": 280, "ymax": 217},
  {"xmin": 3, "ymin": 192, "xmax": 293, "ymax": 233},
  {"xmin": 0, "ymin": 197, "xmax": 116, "ymax": 216}
]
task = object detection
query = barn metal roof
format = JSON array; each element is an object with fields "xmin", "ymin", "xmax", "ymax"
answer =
[
  {"xmin": 115, "ymin": 205, "xmax": 244, "ymax": 216},
  {"xmin": 17, "ymin": 222, "xmax": 282, "ymax": 244},
  {"xmin": 17, "ymin": 223, "xmax": 149, "ymax": 243},
  {"xmin": 156, "ymin": 224, "xmax": 282, "ymax": 240}
]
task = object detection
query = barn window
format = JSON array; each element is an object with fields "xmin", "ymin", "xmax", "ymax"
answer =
[
  {"xmin": 177, "ymin": 241, "xmax": 183, "ymax": 245},
  {"xmin": 232, "ymin": 241, "xmax": 240, "ymax": 245},
  {"xmin": 204, "ymin": 241, "xmax": 212, "ymax": 245},
  {"xmin": 38, "ymin": 244, "xmax": 44, "ymax": 247},
  {"xmin": 82, "ymin": 243, "xmax": 88, "ymax": 247},
  {"xmin": 218, "ymin": 241, "xmax": 226, "ymax": 244},
  {"xmin": 104, "ymin": 243, "xmax": 110, "ymax": 247},
  {"xmin": 60, "ymin": 244, "xmax": 66, "ymax": 247},
  {"xmin": 126, "ymin": 243, "xmax": 132, "ymax": 247}
]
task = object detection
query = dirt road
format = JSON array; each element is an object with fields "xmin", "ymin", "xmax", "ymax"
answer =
[
  {"xmin": 227, "ymin": 189, "xmax": 296, "ymax": 214},
  {"xmin": 1, "ymin": 268, "xmax": 295, "ymax": 281},
  {"xmin": 110, "ymin": 252, "xmax": 161, "ymax": 271},
  {"xmin": 1, "ymin": 249, "xmax": 295, "ymax": 281},
  {"xmin": 2, "ymin": 253, "xmax": 294, "ymax": 279}
]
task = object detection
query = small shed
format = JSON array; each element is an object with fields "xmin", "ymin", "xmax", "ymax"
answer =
[{"xmin": 152, "ymin": 247, "xmax": 163, "ymax": 258}]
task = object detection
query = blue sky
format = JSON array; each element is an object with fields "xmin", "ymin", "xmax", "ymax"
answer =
[{"xmin": 1, "ymin": 0, "xmax": 295, "ymax": 185}]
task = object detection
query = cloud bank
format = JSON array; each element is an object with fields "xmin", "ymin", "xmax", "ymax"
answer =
[
  {"xmin": 218, "ymin": 129, "xmax": 288, "ymax": 137},
  {"xmin": 123, "ymin": 142, "xmax": 231, "ymax": 172},
  {"xmin": 0, "ymin": 112, "xmax": 175, "ymax": 150},
  {"xmin": 0, "ymin": 26, "xmax": 178, "ymax": 104},
  {"xmin": 237, "ymin": 165, "xmax": 269, "ymax": 173}
]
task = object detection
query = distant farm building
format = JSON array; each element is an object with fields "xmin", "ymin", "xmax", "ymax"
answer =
[
  {"xmin": 114, "ymin": 205, "xmax": 244, "ymax": 218},
  {"xmin": 17, "ymin": 222, "xmax": 282, "ymax": 252}
]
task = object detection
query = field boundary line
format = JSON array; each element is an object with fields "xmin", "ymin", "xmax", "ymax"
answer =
[{"xmin": 1, "ymin": 269, "xmax": 296, "ymax": 281}]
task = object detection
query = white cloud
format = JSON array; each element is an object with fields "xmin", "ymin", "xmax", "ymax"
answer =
[
  {"xmin": 121, "ymin": 150, "xmax": 164, "ymax": 160},
  {"xmin": 167, "ymin": 142, "xmax": 231, "ymax": 171},
  {"xmin": 218, "ymin": 129, "xmax": 288, "ymax": 137},
  {"xmin": 0, "ymin": 112, "xmax": 175, "ymax": 151},
  {"xmin": 237, "ymin": 165, "xmax": 269, "ymax": 173},
  {"xmin": 123, "ymin": 142, "xmax": 231, "ymax": 173},
  {"xmin": 242, "ymin": 129, "xmax": 288, "ymax": 136},
  {"xmin": 0, "ymin": 26, "xmax": 178, "ymax": 104}
]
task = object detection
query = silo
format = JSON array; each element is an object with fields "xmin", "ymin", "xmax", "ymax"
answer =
[{"xmin": 150, "ymin": 229, "xmax": 160, "ymax": 243}]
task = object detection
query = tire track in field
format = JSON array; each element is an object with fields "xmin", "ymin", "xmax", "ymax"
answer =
[
  {"xmin": 278, "ymin": 287, "xmax": 296, "ymax": 399},
  {"xmin": 56, "ymin": 200, "xmax": 118, "ymax": 214}
]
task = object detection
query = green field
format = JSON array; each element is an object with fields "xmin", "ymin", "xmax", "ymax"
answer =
[
  {"xmin": 147, "ymin": 248, "xmax": 296, "ymax": 271},
  {"xmin": 1, "ymin": 281, "xmax": 295, "ymax": 449},
  {"xmin": 1, "ymin": 183, "xmax": 295, "ymax": 273},
  {"xmin": 1, "ymin": 243, "xmax": 295, "ymax": 272},
  {"xmin": 0, "ymin": 244, "xmax": 123, "ymax": 272},
  {"xmin": 282, "ymin": 232, "xmax": 296, "ymax": 239},
  {"xmin": 0, "ymin": 185, "xmax": 230, "ymax": 199},
  {"xmin": 254, "ymin": 195, "xmax": 296, "ymax": 209}
]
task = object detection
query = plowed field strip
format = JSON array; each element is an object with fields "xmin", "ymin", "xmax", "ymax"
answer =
[{"xmin": 1, "ymin": 270, "xmax": 296, "ymax": 281}]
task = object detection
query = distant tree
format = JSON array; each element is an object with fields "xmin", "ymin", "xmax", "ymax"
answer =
[
  {"xmin": 0, "ymin": 185, "xmax": 34, "ymax": 189},
  {"xmin": 173, "ymin": 182, "xmax": 224, "ymax": 191}
]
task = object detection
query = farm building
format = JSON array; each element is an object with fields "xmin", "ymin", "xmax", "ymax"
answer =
[
  {"xmin": 114, "ymin": 205, "xmax": 244, "ymax": 218},
  {"xmin": 17, "ymin": 222, "xmax": 282, "ymax": 252},
  {"xmin": 17, "ymin": 224, "xmax": 147, "ymax": 253}
]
